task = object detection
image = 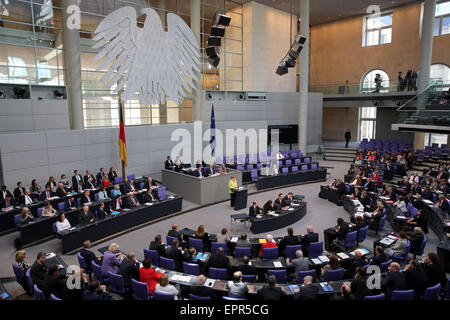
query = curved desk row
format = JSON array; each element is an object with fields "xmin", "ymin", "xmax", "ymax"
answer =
[
  {"xmin": 59, "ymin": 196, "xmax": 183, "ymax": 253},
  {"xmin": 256, "ymin": 168, "xmax": 327, "ymax": 190},
  {"xmin": 250, "ymin": 202, "xmax": 307, "ymax": 234}
]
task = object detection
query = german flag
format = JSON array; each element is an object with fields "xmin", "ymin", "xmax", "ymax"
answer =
[{"xmin": 119, "ymin": 99, "xmax": 127, "ymax": 167}]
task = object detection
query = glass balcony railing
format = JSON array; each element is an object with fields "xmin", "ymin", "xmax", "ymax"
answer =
[
  {"xmin": 394, "ymin": 80, "xmax": 450, "ymax": 128},
  {"xmin": 309, "ymin": 80, "xmax": 416, "ymax": 95}
]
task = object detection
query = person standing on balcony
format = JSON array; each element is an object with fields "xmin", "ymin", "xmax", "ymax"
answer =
[
  {"xmin": 374, "ymin": 74, "xmax": 382, "ymax": 93},
  {"xmin": 344, "ymin": 129, "xmax": 351, "ymax": 148}
]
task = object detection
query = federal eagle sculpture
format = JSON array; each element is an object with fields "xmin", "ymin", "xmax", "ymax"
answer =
[{"xmin": 93, "ymin": 6, "xmax": 200, "ymax": 105}]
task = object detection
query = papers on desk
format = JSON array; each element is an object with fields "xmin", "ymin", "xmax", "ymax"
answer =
[
  {"xmin": 57, "ymin": 264, "xmax": 64, "ymax": 269},
  {"xmin": 204, "ymin": 279, "xmax": 216, "ymax": 287},
  {"xmin": 231, "ymin": 237, "xmax": 239, "ymax": 243},
  {"xmin": 318, "ymin": 255, "xmax": 330, "ymax": 263},
  {"xmin": 0, "ymin": 292, "xmax": 9, "ymax": 299},
  {"xmin": 311, "ymin": 258, "xmax": 322, "ymax": 265},
  {"xmin": 396, "ymin": 215, "xmax": 407, "ymax": 220},
  {"xmin": 171, "ymin": 274, "xmax": 192, "ymax": 283},
  {"xmin": 288, "ymin": 285, "xmax": 300, "ymax": 294},
  {"xmin": 46, "ymin": 252, "xmax": 56, "ymax": 259},
  {"xmin": 379, "ymin": 238, "xmax": 395, "ymax": 246},
  {"xmin": 84, "ymin": 202, "xmax": 93, "ymax": 205},
  {"xmin": 352, "ymin": 200, "xmax": 362, "ymax": 206},
  {"xmin": 122, "ymin": 208, "xmax": 131, "ymax": 211},
  {"xmin": 423, "ymin": 199, "xmax": 434, "ymax": 205},
  {"xmin": 380, "ymin": 196, "xmax": 390, "ymax": 200},
  {"xmin": 446, "ymin": 221, "xmax": 450, "ymax": 227},
  {"xmin": 110, "ymin": 211, "xmax": 121, "ymax": 215},
  {"xmin": 168, "ymin": 196, "xmax": 175, "ymax": 199},
  {"xmin": 350, "ymin": 248, "xmax": 370, "ymax": 256},
  {"xmin": 387, "ymin": 235, "xmax": 398, "ymax": 240},
  {"xmin": 273, "ymin": 261, "xmax": 283, "ymax": 268},
  {"xmin": 48, "ymin": 196, "xmax": 60, "ymax": 200},
  {"xmin": 68, "ymin": 227, "xmax": 76, "ymax": 231},
  {"xmin": 196, "ymin": 253, "xmax": 209, "ymax": 261},
  {"xmin": 337, "ymin": 252, "xmax": 349, "ymax": 260},
  {"xmin": 320, "ymin": 282, "xmax": 334, "ymax": 292},
  {"xmin": 292, "ymin": 203, "xmax": 300, "ymax": 207},
  {"xmin": 259, "ymin": 239, "xmax": 267, "ymax": 244},
  {"xmin": 287, "ymin": 208, "xmax": 295, "ymax": 211},
  {"xmin": 269, "ymin": 213, "xmax": 280, "ymax": 217},
  {"xmin": 144, "ymin": 202, "xmax": 154, "ymax": 206}
]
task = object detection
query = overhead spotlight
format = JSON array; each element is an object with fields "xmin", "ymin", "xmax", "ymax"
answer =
[
  {"xmin": 286, "ymin": 58, "xmax": 296, "ymax": 68},
  {"xmin": 288, "ymin": 49, "xmax": 299, "ymax": 60},
  {"xmin": 275, "ymin": 33, "xmax": 307, "ymax": 76},
  {"xmin": 214, "ymin": 12, "xmax": 231, "ymax": 26},
  {"xmin": 211, "ymin": 26, "xmax": 225, "ymax": 37},
  {"xmin": 207, "ymin": 56, "xmax": 220, "ymax": 68},
  {"xmin": 207, "ymin": 36, "xmax": 222, "ymax": 47},
  {"xmin": 276, "ymin": 64, "xmax": 288, "ymax": 76}
]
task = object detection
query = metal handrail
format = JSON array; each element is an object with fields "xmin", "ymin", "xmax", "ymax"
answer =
[{"xmin": 396, "ymin": 80, "xmax": 442, "ymax": 111}]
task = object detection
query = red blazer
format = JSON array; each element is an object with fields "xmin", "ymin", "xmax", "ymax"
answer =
[
  {"xmin": 259, "ymin": 241, "xmax": 277, "ymax": 258},
  {"xmin": 139, "ymin": 267, "xmax": 162, "ymax": 294},
  {"xmin": 371, "ymin": 174, "xmax": 381, "ymax": 186},
  {"xmin": 102, "ymin": 179, "xmax": 110, "ymax": 188}
]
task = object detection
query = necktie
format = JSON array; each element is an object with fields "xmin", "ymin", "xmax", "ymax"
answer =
[
  {"xmin": 117, "ymin": 199, "xmax": 120, "ymax": 209},
  {"xmin": 46, "ymin": 191, "xmax": 50, "ymax": 198}
]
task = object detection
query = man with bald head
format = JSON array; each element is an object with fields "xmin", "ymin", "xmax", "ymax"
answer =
[
  {"xmin": 78, "ymin": 205, "xmax": 95, "ymax": 224},
  {"xmin": 346, "ymin": 250, "xmax": 368, "ymax": 278},
  {"xmin": 189, "ymin": 274, "xmax": 216, "ymax": 300},
  {"xmin": 381, "ymin": 262, "xmax": 407, "ymax": 298},
  {"xmin": 300, "ymin": 226, "xmax": 318, "ymax": 257}
]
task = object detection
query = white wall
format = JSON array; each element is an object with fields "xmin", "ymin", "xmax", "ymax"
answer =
[
  {"xmin": 0, "ymin": 99, "xmax": 70, "ymax": 132},
  {"xmin": 243, "ymin": 1, "xmax": 298, "ymax": 92}
]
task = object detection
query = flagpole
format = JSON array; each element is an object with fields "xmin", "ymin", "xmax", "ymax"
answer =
[{"xmin": 119, "ymin": 93, "xmax": 126, "ymax": 181}]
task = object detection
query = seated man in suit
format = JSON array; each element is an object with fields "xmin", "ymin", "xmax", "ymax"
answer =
[
  {"xmin": 202, "ymin": 247, "xmax": 230, "ymax": 276},
  {"xmin": 381, "ymin": 262, "xmax": 407, "ymax": 298},
  {"xmin": 144, "ymin": 177, "xmax": 157, "ymax": 190},
  {"xmin": 346, "ymin": 251, "xmax": 368, "ymax": 278},
  {"xmin": 13, "ymin": 181, "xmax": 25, "ymax": 201},
  {"xmin": 142, "ymin": 188, "xmax": 157, "ymax": 203},
  {"xmin": 21, "ymin": 189, "xmax": 34, "ymax": 206},
  {"xmin": 83, "ymin": 170, "xmax": 95, "ymax": 186},
  {"xmin": 257, "ymin": 275, "xmax": 286, "ymax": 301},
  {"xmin": 189, "ymin": 275, "xmax": 216, "ymax": 300},
  {"xmin": 360, "ymin": 190, "xmax": 372, "ymax": 211},
  {"xmin": 59, "ymin": 174, "xmax": 71, "ymax": 191},
  {"xmin": 248, "ymin": 201, "xmax": 262, "ymax": 218},
  {"xmin": 420, "ymin": 185, "xmax": 434, "ymax": 201},
  {"xmin": 351, "ymin": 267, "xmax": 373, "ymax": 300},
  {"xmin": 166, "ymin": 239, "xmax": 184, "ymax": 271},
  {"xmin": 39, "ymin": 185, "xmax": 55, "ymax": 201},
  {"xmin": 168, "ymin": 224, "xmax": 183, "ymax": 242},
  {"xmin": 79, "ymin": 240, "xmax": 102, "ymax": 273},
  {"xmin": 43, "ymin": 264, "xmax": 67, "ymax": 299},
  {"xmin": 80, "ymin": 190, "xmax": 92, "ymax": 205},
  {"xmin": 56, "ymin": 183, "xmax": 68, "ymax": 198},
  {"xmin": 111, "ymin": 195, "xmax": 123, "ymax": 212},
  {"xmin": 84, "ymin": 176, "xmax": 97, "ymax": 190},
  {"xmin": 65, "ymin": 196, "xmax": 77, "ymax": 211},
  {"xmin": 332, "ymin": 217, "xmax": 350, "ymax": 248},
  {"xmin": 281, "ymin": 192, "xmax": 294, "ymax": 207},
  {"xmin": 294, "ymin": 275, "xmax": 318, "ymax": 301},
  {"xmin": 273, "ymin": 193, "xmax": 284, "ymax": 212},
  {"xmin": 0, "ymin": 185, "xmax": 13, "ymax": 202},
  {"xmin": 78, "ymin": 205, "xmax": 95, "ymax": 224},
  {"xmin": 279, "ymin": 227, "xmax": 300, "ymax": 254},
  {"xmin": 125, "ymin": 179, "xmax": 138, "ymax": 194},
  {"xmin": 204, "ymin": 164, "xmax": 215, "ymax": 177},
  {"xmin": 300, "ymin": 226, "xmax": 319, "ymax": 257},
  {"xmin": 149, "ymin": 234, "xmax": 166, "ymax": 258},
  {"xmin": 1, "ymin": 194, "xmax": 15, "ymax": 211},
  {"xmin": 82, "ymin": 281, "xmax": 111, "ymax": 301},
  {"xmin": 370, "ymin": 246, "xmax": 389, "ymax": 266},
  {"xmin": 237, "ymin": 256, "xmax": 256, "ymax": 276},
  {"xmin": 30, "ymin": 252, "xmax": 48, "ymax": 289},
  {"xmin": 165, "ymin": 156, "xmax": 174, "ymax": 170},
  {"xmin": 235, "ymin": 233, "xmax": 252, "ymax": 248},
  {"xmin": 124, "ymin": 193, "xmax": 140, "ymax": 208},
  {"xmin": 193, "ymin": 164, "xmax": 204, "ymax": 178}
]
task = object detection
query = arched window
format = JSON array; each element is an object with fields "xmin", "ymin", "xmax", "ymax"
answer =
[
  {"xmin": 360, "ymin": 69, "xmax": 390, "ymax": 93},
  {"xmin": 430, "ymin": 63, "xmax": 450, "ymax": 82}
]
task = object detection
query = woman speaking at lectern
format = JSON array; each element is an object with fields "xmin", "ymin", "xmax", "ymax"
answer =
[{"xmin": 229, "ymin": 176, "xmax": 238, "ymax": 207}]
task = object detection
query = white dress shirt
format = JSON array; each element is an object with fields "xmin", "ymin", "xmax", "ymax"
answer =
[{"xmin": 56, "ymin": 219, "xmax": 71, "ymax": 233}]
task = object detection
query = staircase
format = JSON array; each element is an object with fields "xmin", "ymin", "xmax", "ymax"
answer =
[{"xmin": 323, "ymin": 146, "xmax": 356, "ymax": 162}]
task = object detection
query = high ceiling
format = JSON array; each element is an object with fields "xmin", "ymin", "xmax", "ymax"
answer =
[{"xmin": 232, "ymin": 0, "xmax": 422, "ymax": 25}]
